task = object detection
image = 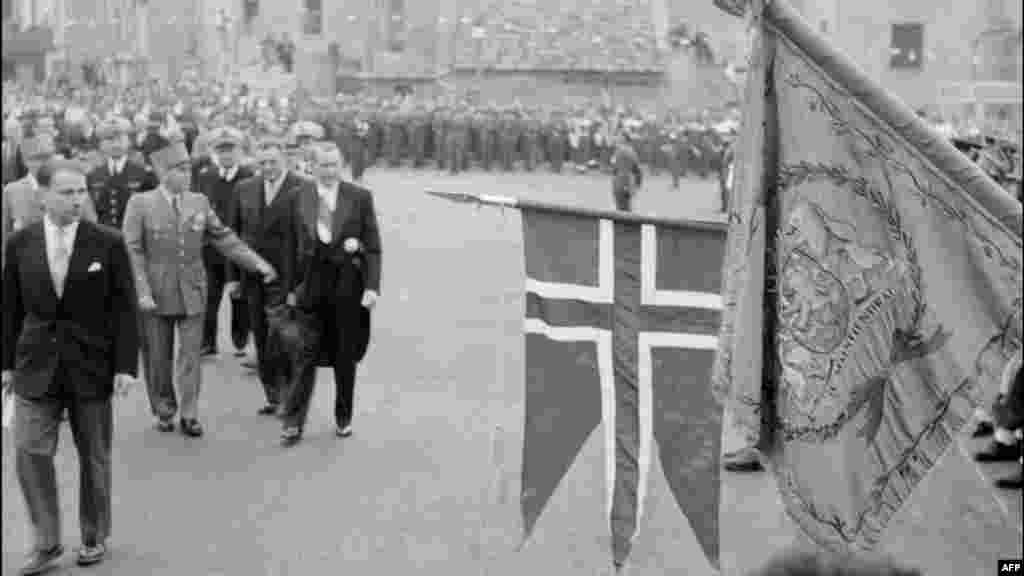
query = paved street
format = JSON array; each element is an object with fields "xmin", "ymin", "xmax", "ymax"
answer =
[{"xmin": 2, "ymin": 168, "xmax": 1019, "ymax": 575}]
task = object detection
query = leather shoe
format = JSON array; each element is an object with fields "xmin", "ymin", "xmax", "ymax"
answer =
[
  {"xmin": 970, "ymin": 421, "xmax": 994, "ymax": 438},
  {"xmin": 974, "ymin": 440, "xmax": 1020, "ymax": 463},
  {"xmin": 200, "ymin": 345, "xmax": 218, "ymax": 357},
  {"xmin": 281, "ymin": 427, "xmax": 302, "ymax": 446},
  {"xmin": 19, "ymin": 544, "xmax": 63, "ymax": 575},
  {"xmin": 994, "ymin": 467, "xmax": 1023, "ymax": 490},
  {"xmin": 336, "ymin": 423, "xmax": 353, "ymax": 438},
  {"xmin": 723, "ymin": 446, "xmax": 764, "ymax": 472},
  {"xmin": 257, "ymin": 404, "xmax": 279, "ymax": 416},
  {"xmin": 154, "ymin": 417, "xmax": 175, "ymax": 433},
  {"xmin": 179, "ymin": 419, "xmax": 204, "ymax": 437},
  {"xmin": 75, "ymin": 541, "xmax": 106, "ymax": 566}
]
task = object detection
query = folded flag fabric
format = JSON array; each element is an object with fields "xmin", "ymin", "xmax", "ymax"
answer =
[
  {"xmin": 517, "ymin": 205, "xmax": 726, "ymax": 570},
  {"xmin": 714, "ymin": 0, "xmax": 1022, "ymax": 554}
]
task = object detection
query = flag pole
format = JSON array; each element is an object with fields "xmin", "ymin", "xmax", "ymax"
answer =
[{"xmin": 424, "ymin": 189, "xmax": 728, "ymax": 232}]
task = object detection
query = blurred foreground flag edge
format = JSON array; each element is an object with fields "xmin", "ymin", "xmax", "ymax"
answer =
[
  {"xmin": 713, "ymin": 0, "xmax": 1022, "ymax": 555},
  {"xmin": 517, "ymin": 206, "xmax": 726, "ymax": 571}
]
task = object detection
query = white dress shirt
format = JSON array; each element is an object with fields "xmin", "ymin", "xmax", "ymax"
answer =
[
  {"xmin": 44, "ymin": 215, "xmax": 78, "ymax": 297},
  {"xmin": 220, "ymin": 165, "xmax": 238, "ymax": 181},
  {"xmin": 316, "ymin": 183, "xmax": 336, "ymax": 243},
  {"xmin": 108, "ymin": 156, "xmax": 126, "ymax": 176},
  {"xmin": 264, "ymin": 172, "xmax": 286, "ymax": 206}
]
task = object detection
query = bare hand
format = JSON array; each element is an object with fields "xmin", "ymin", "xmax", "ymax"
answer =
[
  {"xmin": 1, "ymin": 370, "xmax": 13, "ymax": 391},
  {"xmin": 225, "ymin": 281, "xmax": 241, "ymax": 299},
  {"xmin": 261, "ymin": 266, "xmax": 278, "ymax": 284},
  {"xmin": 286, "ymin": 292, "xmax": 297, "ymax": 307},
  {"xmin": 138, "ymin": 295, "xmax": 157, "ymax": 311},
  {"xmin": 113, "ymin": 373, "xmax": 136, "ymax": 397},
  {"xmin": 361, "ymin": 290, "xmax": 378, "ymax": 309}
]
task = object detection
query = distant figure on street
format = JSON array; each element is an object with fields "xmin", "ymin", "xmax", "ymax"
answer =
[
  {"xmin": 2, "ymin": 158, "xmax": 139, "ymax": 573},
  {"xmin": 611, "ymin": 132, "xmax": 642, "ymax": 212}
]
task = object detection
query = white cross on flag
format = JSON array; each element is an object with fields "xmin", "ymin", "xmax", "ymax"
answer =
[{"xmin": 518, "ymin": 207, "xmax": 725, "ymax": 571}]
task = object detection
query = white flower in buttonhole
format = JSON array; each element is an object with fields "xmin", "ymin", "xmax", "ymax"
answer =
[{"xmin": 344, "ymin": 237, "xmax": 361, "ymax": 254}]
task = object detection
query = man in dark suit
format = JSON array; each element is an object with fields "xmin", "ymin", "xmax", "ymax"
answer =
[
  {"xmin": 136, "ymin": 112, "xmax": 169, "ymax": 166},
  {"xmin": 2, "ymin": 158, "xmax": 139, "ymax": 573},
  {"xmin": 87, "ymin": 118, "xmax": 159, "ymax": 229},
  {"xmin": 278, "ymin": 143, "xmax": 381, "ymax": 446},
  {"xmin": 228, "ymin": 138, "xmax": 310, "ymax": 414},
  {"xmin": 196, "ymin": 127, "xmax": 255, "ymax": 356}
]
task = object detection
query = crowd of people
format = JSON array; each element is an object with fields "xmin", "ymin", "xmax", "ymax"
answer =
[{"xmin": 2, "ymin": 79, "xmax": 739, "ymax": 191}]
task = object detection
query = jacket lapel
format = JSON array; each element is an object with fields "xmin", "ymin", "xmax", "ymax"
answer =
[
  {"xmin": 330, "ymin": 183, "xmax": 351, "ymax": 245},
  {"xmin": 264, "ymin": 173, "xmax": 295, "ymax": 228},
  {"xmin": 28, "ymin": 225, "xmax": 59, "ymax": 304},
  {"xmin": 61, "ymin": 223, "xmax": 94, "ymax": 298}
]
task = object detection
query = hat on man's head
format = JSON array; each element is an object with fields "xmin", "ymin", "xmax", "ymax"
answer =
[
  {"xmin": 210, "ymin": 126, "xmax": 243, "ymax": 151},
  {"xmin": 150, "ymin": 139, "xmax": 191, "ymax": 172},
  {"xmin": 96, "ymin": 117, "xmax": 132, "ymax": 141},
  {"xmin": 20, "ymin": 135, "xmax": 56, "ymax": 159}
]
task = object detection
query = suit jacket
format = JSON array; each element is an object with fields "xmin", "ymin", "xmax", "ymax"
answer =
[
  {"xmin": 196, "ymin": 163, "xmax": 254, "ymax": 230},
  {"xmin": 121, "ymin": 187, "xmax": 271, "ymax": 317},
  {"xmin": 2, "ymin": 176, "xmax": 99, "ymax": 271},
  {"xmin": 227, "ymin": 172, "xmax": 309, "ymax": 293},
  {"xmin": 2, "ymin": 220, "xmax": 139, "ymax": 400},
  {"xmin": 87, "ymin": 159, "xmax": 159, "ymax": 228},
  {"xmin": 285, "ymin": 181, "xmax": 382, "ymax": 364}
]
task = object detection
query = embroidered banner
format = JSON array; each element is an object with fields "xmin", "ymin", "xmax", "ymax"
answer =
[{"xmin": 715, "ymin": 0, "xmax": 1023, "ymax": 553}]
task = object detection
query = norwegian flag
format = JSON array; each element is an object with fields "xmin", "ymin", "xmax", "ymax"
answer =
[{"xmin": 519, "ymin": 207, "xmax": 725, "ymax": 570}]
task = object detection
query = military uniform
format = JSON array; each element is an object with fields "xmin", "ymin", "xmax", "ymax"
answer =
[
  {"xmin": 87, "ymin": 119, "xmax": 159, "ymax": 229},
  {"xmin": 122, "ymin": 139, "xmax": 273, "ymax": 436}
]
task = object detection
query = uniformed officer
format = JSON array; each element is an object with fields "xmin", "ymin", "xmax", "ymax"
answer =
[
  {"xmin": 195, "ymin": 127, "xmax": 255, "ymax": 356},
  {"xmin": 87, "ymin": 118, "xmax": 159, "ymax": 229},
  {"xmin": 122, "ymin": 137, "xmax": 276, "ymax": 437}
]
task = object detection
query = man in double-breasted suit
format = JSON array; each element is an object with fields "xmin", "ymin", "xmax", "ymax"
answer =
[
  {"xmin": 3, "ymin": 158, "xmax": 139, "ymax": 573},
  {"xmin": 86, "ymin": 118, "xmax": 158, "ymax": 230},
  {"xmin": 122, "ymin": 139, "xmax": 277, "ymax": 438},
  {"xmin": 195, "ymin": 127, "xmax": 255, "ymax": 356},
  {"xmin": 3, "ymin": 135, "xmax": 98, "ymax": 271},
  {"xmin": 227, "ymin": 138, "xmax": 310, "ymax": 414},
  {"xmin": 278, "ymin": 143, "xmax": 381, "ymax": 446}
]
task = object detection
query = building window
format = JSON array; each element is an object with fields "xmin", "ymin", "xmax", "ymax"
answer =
[
  {"xmin": 890, "ymin": 23, "xmax": 924, "ymax": 69},
  {"xmin": 387, "ymin": 0, "xmax": 405, "ymax": 52},
  {"xmin": 303, "ymin": 0, "xmax": 321, "ymax": 36}
]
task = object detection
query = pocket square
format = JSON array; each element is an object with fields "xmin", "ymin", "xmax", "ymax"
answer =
[{"xmin": 88, "ymin": 262, "xmax": 103, "ymax": 272}]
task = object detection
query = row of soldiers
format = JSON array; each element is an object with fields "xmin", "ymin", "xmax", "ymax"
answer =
[{"xmin": 4, "ymin": 98, "xmax": 735, "ymax": 189}]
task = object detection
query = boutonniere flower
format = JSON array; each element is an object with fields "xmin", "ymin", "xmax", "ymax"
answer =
[{"xmin": 343, "ymin": 237, "xmax": 361, "ymax": 254}]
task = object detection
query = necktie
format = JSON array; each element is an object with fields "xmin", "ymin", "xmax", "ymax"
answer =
[
  {"xmin": 53, "ymin": 228, "xmax": 70, "ymax": 297},
  {"xmin": 171, "ymin": 195, "xmax": 181, "ymax": 222}
]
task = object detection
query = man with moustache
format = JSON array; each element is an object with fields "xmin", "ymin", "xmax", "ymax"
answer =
[
  {"xmin": 3, "ymin": 135, "xmax": 98, "ymax": 271},
  {"xmin": 122, "ymin": 138, "xmax": 277, "ymax": 437},
  {"xmin": 196, "ymin": 127, "xmax": 255, "ymax": 356},
  {"xmin": 227, "ymin": 138, "xmax": 310, "ymax": 415},
  {"xmin": 3, "ymin": 158, "xmax": 139, "ymax": 573},
  {"xmin": 278, "ymin": 143, "xmax": 381, "ymax": 446},
  {"xmin": 86, "ymin": 117, "xmax": 159, "ymax": 230}
]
